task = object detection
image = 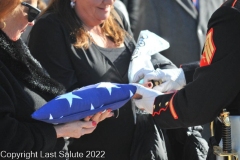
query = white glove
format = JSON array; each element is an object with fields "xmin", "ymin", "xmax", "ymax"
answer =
[
  {"xmin": 132, "ymin": 68, "xmax": 155, "ymax": 83},
  {"xmin": 132, "ymin": 68, "xmax": 186, "ymax": 93},
  {"xmin": 131, "ymin": 83, "xmax": 163, "ymax": 114}
]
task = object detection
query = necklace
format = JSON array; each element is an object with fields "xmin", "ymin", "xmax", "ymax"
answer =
[{"xmin": 82, "ymin": 23, "xmax": 109, "ymax": 47}]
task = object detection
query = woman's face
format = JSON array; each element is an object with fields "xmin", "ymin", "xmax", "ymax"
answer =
[
  {"xmin": 2, "ymin": 0, "xmax": 38, "ymax": 41},
  {"xmin": 74, "ymin": 0, "xmax": 115, "ymax": 27}
]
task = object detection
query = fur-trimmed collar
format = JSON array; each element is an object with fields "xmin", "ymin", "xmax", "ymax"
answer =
[{"xmin": 0, "ymin": 30, "xmax": 65, "ymax": 101}]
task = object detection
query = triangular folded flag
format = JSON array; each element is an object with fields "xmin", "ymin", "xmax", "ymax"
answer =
[{"xmin": 32, "ymin": 82, "xmax": 137, "ymax": 124}]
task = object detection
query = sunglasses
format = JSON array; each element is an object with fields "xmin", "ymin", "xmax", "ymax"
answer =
[{"xmin": 21, "ymin": 2, "xmax": 41, "ymax": 22}]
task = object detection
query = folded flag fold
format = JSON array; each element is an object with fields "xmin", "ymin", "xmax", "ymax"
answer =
[{"xmin": 32, "ymin": 82, "xmax": 137, "ymax": 124}]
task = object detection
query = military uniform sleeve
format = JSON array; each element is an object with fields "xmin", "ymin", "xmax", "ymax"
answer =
[
  {"xmin": 180, "ymin": 61, "xmax": 200, "ymax": 83},
  {"xmin": 151, "ymin": 4, "xmax": 240, "ymax": 129}
]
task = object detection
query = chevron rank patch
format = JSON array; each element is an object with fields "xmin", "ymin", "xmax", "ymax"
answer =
[{"xmin": 200, "ymin": 28, "xmax": 216, "ymax": 67}]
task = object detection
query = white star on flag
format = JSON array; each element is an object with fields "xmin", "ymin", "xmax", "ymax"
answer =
[
  {"xmin": 56, "ymin": 92, "xmax": 82, "ymax": 107},
  {"xmin": 96, "ymin": 82, "xmax": 120, "ymax": 95},
  {"xmin": 90, "ymin": 104, "xmax": 95, "ymax": 110},
  {"xmin": 49, "ymin": 114, "xmax": 53, "ymax": 120},
  {"xmin": 32, "ymin": 82, "xmax": 137, "ymax": 124},
  {"xmin": 130, "ymin": 90, "xmax": 133, "ymax": 97}
]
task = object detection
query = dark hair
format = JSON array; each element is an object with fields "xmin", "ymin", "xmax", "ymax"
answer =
[{"xmin": 42, "ymin": 0, "xmax": 125, "ymax": 49}]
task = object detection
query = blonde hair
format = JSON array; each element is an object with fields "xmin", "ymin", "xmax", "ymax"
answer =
[{"xmin": 43, "ymin": 0, "xmax": 126, "ymax": 49}]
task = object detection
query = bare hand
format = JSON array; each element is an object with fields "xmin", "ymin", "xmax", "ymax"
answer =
[
  {"xmin": 84, "ymin": 109, "xmax": 114, "ymax": 123},
  {"xmin": 54, "ymin": 120, "xmax": 97, "ymax": 138}
]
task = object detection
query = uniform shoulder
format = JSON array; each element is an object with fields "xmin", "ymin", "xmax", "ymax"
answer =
[{"xmin": 222, "ymin": 0, "xmax": 240, "ymax": 12}]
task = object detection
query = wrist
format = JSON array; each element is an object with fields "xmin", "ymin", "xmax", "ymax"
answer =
[
  {"xmin": 54, "ymin": 125, "xmax": 64, "ymax": 138},
  {"xmin": 178, "ymin": 68, "xmax": 186, "ymax": 86}
]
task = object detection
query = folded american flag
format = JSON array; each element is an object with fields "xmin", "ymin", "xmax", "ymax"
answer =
[{"xmin": 32, "ymin": 82, "xmax": 136, "ymax": 124}]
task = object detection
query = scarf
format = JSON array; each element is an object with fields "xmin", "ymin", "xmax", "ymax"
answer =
[{"xmin": 0, "ymin": 29, "xmax": 65, "ymax": 101}]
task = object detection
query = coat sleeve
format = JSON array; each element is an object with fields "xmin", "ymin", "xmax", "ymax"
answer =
[
  {"xmin": 151, "ymin": 6, "xmax": 240, "ymax": 129},
  {"xmin": 180, "ymin": 61, "xmax": 200, "ymax": 83},
  {"xmin": 28, "ymin": 14, "xmax": 78, "ymax": 90},
  {"xmin": 0, "ymin": 69, "xmax": 63, "ymax": 152}
]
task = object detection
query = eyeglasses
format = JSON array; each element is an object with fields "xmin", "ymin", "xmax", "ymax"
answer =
[{"xmin": 21, "ymin": 2, "xmax": 41, "ymax": 22}]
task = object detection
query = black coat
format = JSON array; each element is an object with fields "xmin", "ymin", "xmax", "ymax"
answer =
[{"xmin": 0, "ymin": 30, "xmax": 65, "ymax": 159}]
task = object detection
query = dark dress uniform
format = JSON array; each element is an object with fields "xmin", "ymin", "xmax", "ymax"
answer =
[
  {"xmin": 150, "ymin": 1, "xmax": 240, "ymax": 159},
  {"xmin": 151, "ymin": 0, "xmax": 240, "ymax": 132}
]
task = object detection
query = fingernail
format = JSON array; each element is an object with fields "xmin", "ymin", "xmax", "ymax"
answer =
[
  {"xmin": 107, "ymin": 109, "xmax": 112, "ymax": 112},
  {"xmin": 148, "ymin": 83, "xmax": 151, "ymax": 87},
  {"xmin": 87, "ymin": 115, "xmax": 93, "ymax": 119},
  {"xmin": 92, "ymin": 121, "xmax": 97, "ymax": 126}
]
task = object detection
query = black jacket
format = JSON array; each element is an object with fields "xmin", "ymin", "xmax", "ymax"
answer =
[
  {"xmin": 28, "ymin": 9, "xmax": 138, "ymax": 160},
  {"xmin": 0, "ymin": 30, "xmax": 65, "ymax": 159}
]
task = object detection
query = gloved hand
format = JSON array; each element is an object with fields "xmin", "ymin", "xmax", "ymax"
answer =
[
  {"xmin": 131, "ymin": 83, "xmax": 163, "ymax": 114},
  {"xmin": 132, "ymin": 68, "xmax": 186, "ymax": 93}
]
